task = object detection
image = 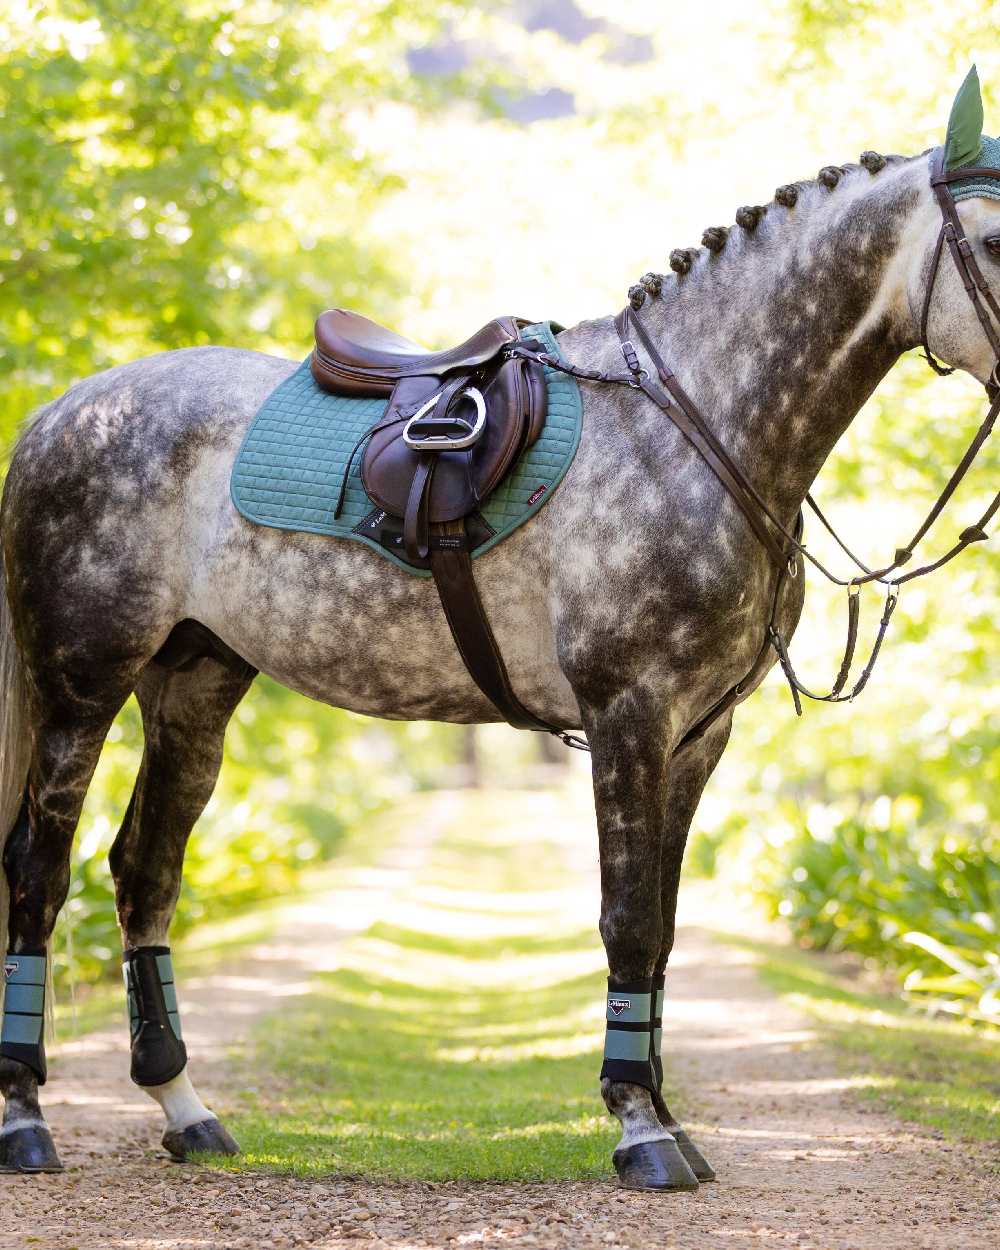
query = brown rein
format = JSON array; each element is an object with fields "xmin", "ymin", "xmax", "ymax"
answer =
[{"xmin": 515, "ymin": 145, "xmax": 1000, "ymax": 742}]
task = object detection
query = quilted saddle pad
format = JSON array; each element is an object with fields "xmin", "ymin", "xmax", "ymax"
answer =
[{"xmin": 230, "ymin": 321, "xmax": 582, "ymax": 576}]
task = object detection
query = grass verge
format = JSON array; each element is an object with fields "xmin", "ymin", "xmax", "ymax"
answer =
[
  {"xmin": 50, "ymin": 798, "xmax": 414, "ymax": 1045},
  {"xmin": 217, "ymin": 789, "xmax": 635, "ymax": 1180},
  {"xmin": 716, "ymin": 931, "xmax": 1000, "ymax": 1146}
]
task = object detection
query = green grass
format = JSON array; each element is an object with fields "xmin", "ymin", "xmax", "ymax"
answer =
[
  {"xmin": 197, "ymin": 786, "xmax": 999, "ymax": 1180},
  {"xmin": 49, "ymin": 796, "xmax": 413, "ymax": 1043},
  {"xmin": 216, "ymin": 790, "xmax": 637, "ymax": 1180},
  {"xmin": 717, "ymin": 932, "xmax": 1000, "ymax": 1145}
]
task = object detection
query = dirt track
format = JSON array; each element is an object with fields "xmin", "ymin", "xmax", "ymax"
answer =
[{"xmin": 2, "ymin": 797, "xmax": 998, "ymax": 1250}]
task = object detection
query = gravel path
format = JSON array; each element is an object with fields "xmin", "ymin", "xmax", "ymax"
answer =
[{"xmin": 2, "ymin": 793, "xmax": 998, "ymax": 1250}]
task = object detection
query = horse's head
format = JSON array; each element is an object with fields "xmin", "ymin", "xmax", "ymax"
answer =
[{"xmin": 909, "ymin": 66, "xmax": 1000, "ymax": 389}]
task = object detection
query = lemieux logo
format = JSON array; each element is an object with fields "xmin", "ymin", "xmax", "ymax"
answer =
[
  {"xmin": 3, "ymin": 961, "xmax": 18, "ymax": 981},
  {"xmin": 608, "ymin": 997, "xmax": 631, "ymax": 1017}
]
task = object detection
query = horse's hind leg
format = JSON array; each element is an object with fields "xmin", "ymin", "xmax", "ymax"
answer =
[
  {"xmin": 108, "ymin": 648, "xmax": 254, "ymax": 1161},
  {"xmin": 1, "ymin": 694, "xmax": 132, "ymax": 1172}
]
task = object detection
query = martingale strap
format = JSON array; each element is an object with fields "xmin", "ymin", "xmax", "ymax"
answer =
[
  {"xmin": 596, "ymin": 145, "xmax": 1000, "ymax": 722},
  {"xmin": 0, "ymin": 951, "xmax": 47, "ymax": 1084},
  {"xmin": 600, "ymin": 975, "xmax": 664, "ymax": 1094},
  {"xmin": 123, "ymin": 946, "xmax": 187, "ymax": 1087}
]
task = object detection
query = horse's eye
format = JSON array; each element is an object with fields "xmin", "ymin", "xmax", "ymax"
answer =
[{"xmin": 985, "ymin": 235, "xmax": 1000, "ymax": 257}]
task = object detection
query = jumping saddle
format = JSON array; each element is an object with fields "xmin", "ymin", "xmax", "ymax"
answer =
[{"xmin": 310, "ymin": 309, "xmax": 570, "ymax": 740}]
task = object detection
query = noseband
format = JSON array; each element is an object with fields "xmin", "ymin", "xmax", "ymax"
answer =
[{"xmin": 516, "ymin": 146, "xmax": 1000, "ymax": 747}]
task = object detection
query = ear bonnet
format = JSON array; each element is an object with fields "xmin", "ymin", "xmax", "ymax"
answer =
[{"xmin": 945, "ymin": 65, "xmax": 1000, "ymax": 203}]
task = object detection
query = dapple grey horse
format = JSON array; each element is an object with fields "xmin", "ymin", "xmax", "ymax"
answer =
[{"xmin": 2, "ymin": 83, "xmax": 998, "ymax": 1185}]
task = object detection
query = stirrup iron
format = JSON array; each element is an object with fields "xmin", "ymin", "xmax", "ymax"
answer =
[{"xmin": 403, "ymin": 387, "xmax": 487, "ymax": 450}]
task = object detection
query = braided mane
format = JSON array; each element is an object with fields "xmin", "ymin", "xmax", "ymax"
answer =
[{"xmin": 627, "ymin": 149, "xmax": 907, "ymax": 309}]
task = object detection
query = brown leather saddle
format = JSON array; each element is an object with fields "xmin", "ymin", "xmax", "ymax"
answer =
[{"xmin": 310, "ymin": 309, "xmax": 571, "ymax": 740}]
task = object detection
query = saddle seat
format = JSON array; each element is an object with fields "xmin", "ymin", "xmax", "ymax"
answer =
[{"xmin": 312, "ymin": 309, "xmax": 524, "ymax": 397}]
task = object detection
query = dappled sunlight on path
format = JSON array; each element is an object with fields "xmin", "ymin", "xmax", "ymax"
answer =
[{"xmin": 3, "ymin": 787, "xmax": 998, "ymax": 1250}]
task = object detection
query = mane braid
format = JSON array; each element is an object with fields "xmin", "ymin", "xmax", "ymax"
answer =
[{"xmin": 629, "ymin": 150, "xmax": 898, "ymax": 301}]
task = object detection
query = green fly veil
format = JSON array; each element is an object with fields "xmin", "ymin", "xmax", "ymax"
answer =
[{"xmin": 944, "ymin": 65, "xmax": 1000, "ymax": 202}]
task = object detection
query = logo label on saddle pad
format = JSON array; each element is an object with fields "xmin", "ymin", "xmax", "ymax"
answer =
[
  {"xmin": 3, "ymin": 962, "xmax": 18, "ymax": 981},
  {"xmin": 527, "ymin": 484, "xmax": 548, "ymax": 505},
  {"xmin": 608, "ymin": 997, "xmax": 631, "ymax": 1017}
]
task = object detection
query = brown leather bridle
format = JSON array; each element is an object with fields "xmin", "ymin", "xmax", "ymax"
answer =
[
  {"xmin": 514, "ymin": 145, "xmax": 1000, "ymax": 747},
  {"xmin": 922, "ymin": 146, "xmax": 1000, "ymax": 390}
]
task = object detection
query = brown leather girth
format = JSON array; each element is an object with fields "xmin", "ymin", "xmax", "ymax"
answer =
[{"xmin": 429, "ymin": 522, "xmax": 562, "ymax": 734}]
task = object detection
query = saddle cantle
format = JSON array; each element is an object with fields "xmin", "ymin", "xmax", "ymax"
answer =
[
  {"xmin": 309, "ymin": 308, "xmax": 565, "ymax": 739},
  {"xmin": 312, "ymin": 309, "xmax": 526, "ymax": 397}
]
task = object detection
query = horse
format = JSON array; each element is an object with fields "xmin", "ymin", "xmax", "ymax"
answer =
[{"xmin": 2, "ymin": 70, "xmax": 999, "ymax": 1188}]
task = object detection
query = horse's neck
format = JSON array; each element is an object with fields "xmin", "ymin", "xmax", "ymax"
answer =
[{"xmin": 635, "ymin": 157, "xmax": 927, "ymax": 521}]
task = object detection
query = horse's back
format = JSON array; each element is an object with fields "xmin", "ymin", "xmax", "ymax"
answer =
[
  {"xmin": 1, "ymin": 345, "xmax": 580, "ymax": 725},
  {"xmin": 9, "ymin": 347, "xmax": 292, "ymax": 491}
]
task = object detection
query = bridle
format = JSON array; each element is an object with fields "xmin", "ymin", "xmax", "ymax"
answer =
[
  {"xmin": 511, "ymin": 145, "xmax": 1000, "ymax": 750},
  {"xmin": 921, "ymin": 146, "xmax": 1000, "ymax": 392}
]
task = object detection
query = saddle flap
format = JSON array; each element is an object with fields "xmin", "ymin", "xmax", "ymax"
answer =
[{"xmin": 361, "ymin": 358, "xmax": 547, "ymax": 524}]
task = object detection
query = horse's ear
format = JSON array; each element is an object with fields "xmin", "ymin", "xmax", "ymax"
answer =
[{"xmin": 944, "ymin": 65, "xmax": 984, "ymax": 170}]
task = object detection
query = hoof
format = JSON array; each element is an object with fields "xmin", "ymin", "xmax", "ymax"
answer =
[
  {"xmin": 673, "ymin": 1127, "xmax": 716, "ymax": 1182},
  {"xmin": 0, "ymin": 1123, "xmax": 63, "ymax": 1173},
  {"xmin": 162, "ymin": 1118, "xmax": 240, "ymax": 1162},
  {"xmin": 612, "ymin": 1137, "xmax": 700, "ymax": 1192}
]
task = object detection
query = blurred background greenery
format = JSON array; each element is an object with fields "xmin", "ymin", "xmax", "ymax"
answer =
[{"xmin": 0, "ymin": 1, "xmax": 997, "ymax": 1030}]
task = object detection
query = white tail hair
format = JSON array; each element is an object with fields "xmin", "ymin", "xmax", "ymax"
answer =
[{"xmin": 0, "ymin": 543, "xmax": 32, "ymax": 1011}]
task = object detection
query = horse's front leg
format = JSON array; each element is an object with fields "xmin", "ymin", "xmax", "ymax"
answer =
[
  {"xmin": 109, "ymin": 653, "xmax": 254, "ymax": 1161},
  {"xmin": 584, "ymin": 691, "xmax": 700, "ymax": 1193},
  {"xmin": 648, "ymin": 715, "xmax": 734, "ymax": 1184}
]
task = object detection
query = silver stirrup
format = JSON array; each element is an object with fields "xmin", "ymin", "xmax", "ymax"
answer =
[{"xmin": 403, "ymin": 387, "xmax": 487, "ymax": 451}]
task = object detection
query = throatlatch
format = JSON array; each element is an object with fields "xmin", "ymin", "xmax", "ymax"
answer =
[
  {"xmin": 600, "ymin": 974, "xmax": 664, "ymax": 1094},
  {"xmin": 123, "ymin": 946, "xmax": 187, "ymax": 1087},
  {"xmin": 0, "ymin": 951, "xmax": 48, "ymax": 1083}
]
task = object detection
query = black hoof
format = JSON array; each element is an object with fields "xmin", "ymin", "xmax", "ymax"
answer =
[
  {"xmin": 0, "ymin": 1123, "xmax": 63, "ymax": 1173},
  {"xmin": 612, "ymin": 1137, "xmax": 700, "ymax": 1192},
  {"xmin": 673, "ymin": 1127, "xmax": 716, "ymax": 1182},
  {"xmin": 162, "ymin": 1118, "xmax": 240, "ymax": 1162}
]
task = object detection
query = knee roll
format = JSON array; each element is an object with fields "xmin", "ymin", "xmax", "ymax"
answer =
[
  {"xmin": 600, "ymin": 973, "xmax": 664, "ymax": 1093},
  {"xmin": 123, "ymin": 946, "xmax": 187, "ymax": 1087}
]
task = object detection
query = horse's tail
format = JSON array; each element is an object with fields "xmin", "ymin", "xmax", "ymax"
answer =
[{"xmin": 0, "ymin": 514, "xmax": 32, "ymax": 992}]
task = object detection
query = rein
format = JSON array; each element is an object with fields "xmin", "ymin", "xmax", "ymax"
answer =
[{"xmin": 512, "ymin": 145, "xmax": 1000, "ymax": 746}]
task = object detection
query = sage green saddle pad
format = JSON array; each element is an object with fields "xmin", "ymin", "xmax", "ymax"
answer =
[{"xmin": 230, "ymin": 321, "xmax": 582, "ymax": 576}]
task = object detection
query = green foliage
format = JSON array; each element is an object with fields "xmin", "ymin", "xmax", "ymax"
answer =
[
  {"xmin": 754, "ymin": 810, "xmax": 1000, "ymax": 1024},
  {"xmin": 0, "ymin": 0, "xmax": 478, "ymax": 434}
]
